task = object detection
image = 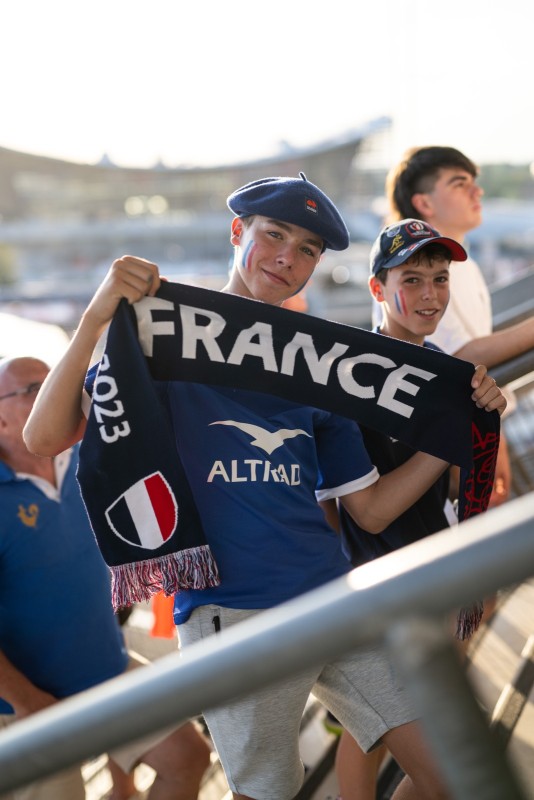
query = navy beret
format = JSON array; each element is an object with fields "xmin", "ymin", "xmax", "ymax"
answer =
[
  {"xmin": 227, "ymin": 172, "xmax": 350, "ymax": 252},
  {"xmin": 370, "ymin": 218, "xmax": 468, "ymax": 275}
]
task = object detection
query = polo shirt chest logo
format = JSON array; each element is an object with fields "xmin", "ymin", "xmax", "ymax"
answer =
[{"xmin": 18, "ymin": 503, "xmax": 39, "ymax": 528}]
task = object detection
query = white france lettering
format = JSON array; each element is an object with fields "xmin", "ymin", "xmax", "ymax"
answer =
[
  {"xmin": 280, "ymin": 333, "xmax": 349, "ymax": 384},
  {"xmin": 132, "ymin": 296, "xmax": 438, "ymax": 423},
  {"xmin": 337, "ymin": 354, "xmax": 396, "ymax": 399},
  {"xmin": 180, "ymin": 305, "xmax": 226, "ymax": 362},
  {"xmin": 134, "ymin": 297, "xmax": 175, "ymax": 357},
  {"xmin": 227, "ymin": 322, "xmax": 278, "ymax": 371},
  {"xmin": 378, "ymin": 365, "xmax": 436, "ymax": 418}
]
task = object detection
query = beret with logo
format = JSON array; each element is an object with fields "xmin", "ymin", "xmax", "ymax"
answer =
[{"xmin": 227, "ymin": 172, "xmax": 350, "ymax": 252}]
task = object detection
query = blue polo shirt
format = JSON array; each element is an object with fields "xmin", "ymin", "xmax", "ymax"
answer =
[{"xmin": 0, "ymin": 448, "xmax": 127, "ymax": 714}]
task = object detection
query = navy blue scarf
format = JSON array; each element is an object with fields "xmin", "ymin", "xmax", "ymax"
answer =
[{"xmin": 77, "ymin": 282, "xmax": 500, "ymax": 636}]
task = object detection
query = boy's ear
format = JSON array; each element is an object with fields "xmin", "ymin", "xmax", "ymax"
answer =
[
  {"xmin": 230, "ymin": 217, "xmax": 243, "ymax": 245},
  {"xmin": 411, "ymin": 192, "xmax": 433, "ymax": 218},
  {"xmin": 369, "ymin": 275, "xmax": 384, "ymax": 301}
]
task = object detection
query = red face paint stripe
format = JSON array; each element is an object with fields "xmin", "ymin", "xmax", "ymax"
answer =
[{"xmin": 394, "ymin": 291, "xmax": 408, "ymax": 316}]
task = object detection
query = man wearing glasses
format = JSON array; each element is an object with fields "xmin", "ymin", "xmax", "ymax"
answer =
[
  {"xmin": 0, "ymin": 356, "xmax": 211, "ymax": 800},
  {"xmin": 0, "ymin": 381, "xmax": 43, "ymax": 402}
]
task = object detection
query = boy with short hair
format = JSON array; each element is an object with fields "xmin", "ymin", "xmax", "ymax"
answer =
[
  {"xmin": 385, "ymin": 144, "xmax": 534, "ymax": 367},
  {"xmin": 24, "ymin": 176, "xmax": 505, "ymax": 800},
  {"xmin": 384, "ymin": 145, "xmax": 534, "ymax": 506}
]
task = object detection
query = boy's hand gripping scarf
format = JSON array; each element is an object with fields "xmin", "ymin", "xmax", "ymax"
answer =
[{"xmin": 77, "ymin": 283, "xmax": 500, "ymax": 637}]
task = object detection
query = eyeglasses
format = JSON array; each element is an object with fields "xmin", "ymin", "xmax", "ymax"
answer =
[{"xmin": 0, "ymin": 382, "xmax": 43, "ymax": 402}]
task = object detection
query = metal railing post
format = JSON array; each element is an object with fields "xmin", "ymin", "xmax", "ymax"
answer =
[{"xmin": 387, "ymin": 616, "xmax": 528, "ymax": 800}]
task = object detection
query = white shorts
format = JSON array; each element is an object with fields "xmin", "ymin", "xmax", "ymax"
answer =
[{"xmin": 178, "ymin": 604, "xmax": 417, "ymax": 800}]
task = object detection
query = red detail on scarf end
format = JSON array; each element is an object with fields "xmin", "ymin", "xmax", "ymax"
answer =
[
  {"xmin": 110, "ymin": 545, "xmax": 220, "ymax": 610},
  {"xmin": 455, "ymin": 601, "xmax": 484, "ymax": 640}
]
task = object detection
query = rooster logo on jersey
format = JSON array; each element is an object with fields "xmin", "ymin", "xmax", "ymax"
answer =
[{"xmin": 18, "ymin": 503, "xmax": 39, "ymax": 528}]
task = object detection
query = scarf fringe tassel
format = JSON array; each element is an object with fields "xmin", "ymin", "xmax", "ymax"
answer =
[
  {"xmin": 110, "ymin": 545, "xmax": 220, "ymax": 611},
  {"xmin": 455, "ymin": 601, "xmax": 484, "ymax": 641}
]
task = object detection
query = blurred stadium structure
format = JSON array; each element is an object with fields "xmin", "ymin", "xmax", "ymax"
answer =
[{"xmin": 0, "ymin": 116, "xmax": 532, "ymax": 333}]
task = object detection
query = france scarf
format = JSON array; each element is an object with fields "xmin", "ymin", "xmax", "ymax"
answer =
[{"xmin": 77, "ymin": 282, "xmax": 500, "ymax": 636}]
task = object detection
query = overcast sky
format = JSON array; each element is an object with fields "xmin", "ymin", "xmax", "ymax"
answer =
[{"xmin": 2, "ymin": 0, "xmax": 533, "ymax": 169}]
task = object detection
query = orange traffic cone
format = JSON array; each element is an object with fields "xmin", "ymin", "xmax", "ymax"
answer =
[{"xmin": 150, "ymin": 591, "xmax": 176, "ymax": 638}]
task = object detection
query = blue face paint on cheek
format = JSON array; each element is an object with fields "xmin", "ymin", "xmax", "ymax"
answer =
[{"xmin": 242, "ymin": 240, "xmax": 256, "ymax": 271}]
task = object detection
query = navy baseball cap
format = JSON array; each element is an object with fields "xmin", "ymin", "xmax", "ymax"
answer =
[
  {"xmin": 227, "ymin": 172, "xmax": 350, "ymax": 252},
  {"xmin": 370, "ymin": 218, "xmax": 467, "ymax": 275}
]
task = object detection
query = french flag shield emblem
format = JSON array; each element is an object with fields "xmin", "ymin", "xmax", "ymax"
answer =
[{"xmin": 105, "ymin": 472, "xmax": 178, "ymax": 550}]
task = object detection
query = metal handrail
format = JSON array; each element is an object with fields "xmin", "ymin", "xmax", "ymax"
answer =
[
  {"xmin": 0, "ymin": 493, "xmax": 533, "ymax": 798},
  {"xmin": 490, "ymin": 350, "xmax": 534, "ymax": 387}
]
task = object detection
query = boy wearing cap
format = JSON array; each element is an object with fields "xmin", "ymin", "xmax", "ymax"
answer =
[
  {"xmin": 24, "ymin": 175, "xmax": 505, "ymax": 800},
  {"xmin": 384, "ymin": 145, "xmax": 534, "ymax": 507},
  {"xmin": 339, "ymin": 218, "xmax": 467, "ymax": 565},
  {"xmin": 330, "ymin": 218, "xmax": 471, "ymax": 799}
]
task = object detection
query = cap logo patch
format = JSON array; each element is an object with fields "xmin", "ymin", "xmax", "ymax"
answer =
[
  {"xmin": 305, "ymin": 198, "xmax": 318, "ymax": 215},
  {"xmin": 388, "ymin": 233, "xmax": 405, "ymax": 255},
  {"xmin": 405, "ymin": 221, "xmax": 432, "ymax": 239},
  {"xmin": 408, "ymin": 221, "xmax": 426, "ymax": 232}
]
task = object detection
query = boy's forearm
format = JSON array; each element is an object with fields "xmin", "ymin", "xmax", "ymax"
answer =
[
  {"xmin": 23, "ymin": 312, "xmax": 106, "ymax": 457},
  {"xmin": 454, "ymin": 317, "xmax": 534, "ymax": 367},
  {"xmin": 343, "ymin": 452, "xmax": 449, "ymax": 534},
  {"xmin": 24, "ymin": 257, "xmax": 163, "ymax": 457}
]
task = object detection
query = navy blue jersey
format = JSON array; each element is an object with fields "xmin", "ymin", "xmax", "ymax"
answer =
[
  {"xmin": 159, "ymin": 382, "xmax": 377, "ymax": 621},
  {"xmin": 340, "ymin": 336, "xmax": 451, "ymax": 567}
]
